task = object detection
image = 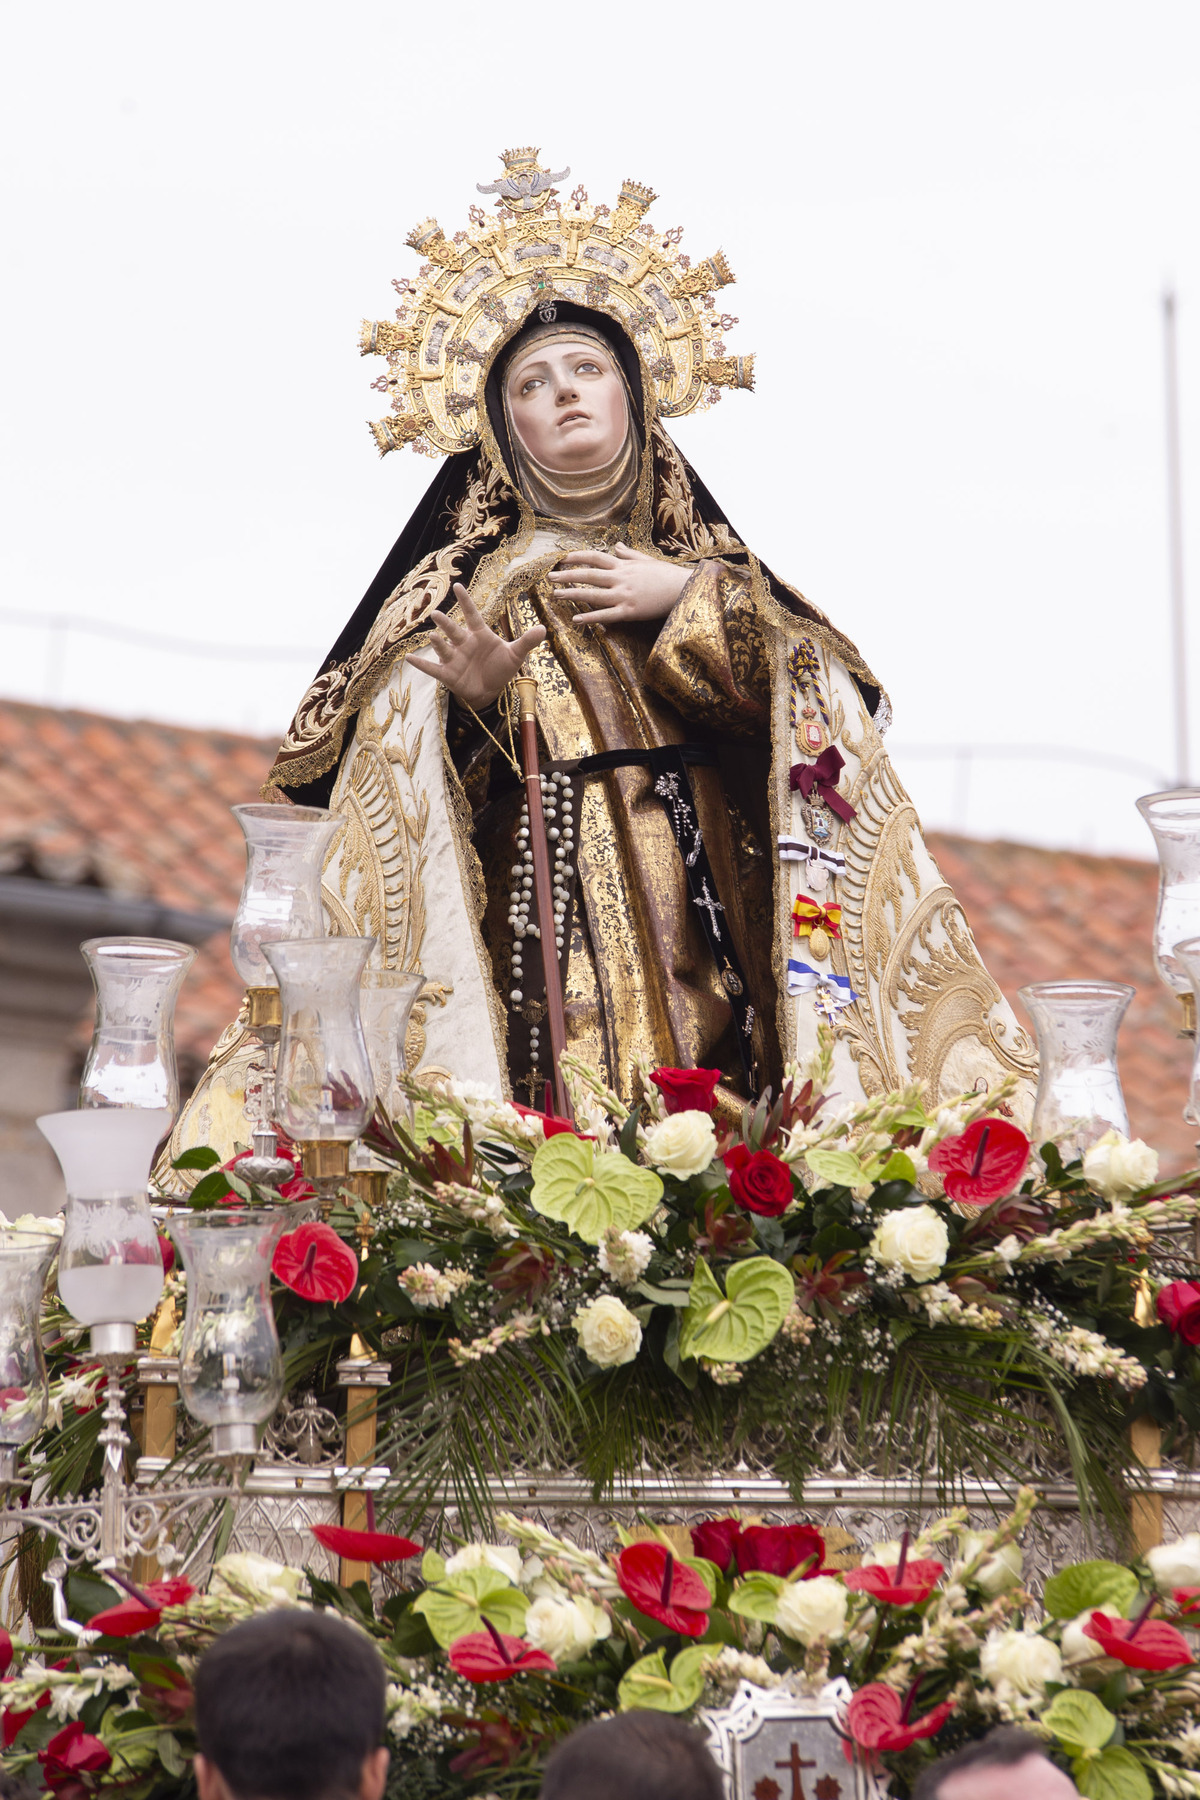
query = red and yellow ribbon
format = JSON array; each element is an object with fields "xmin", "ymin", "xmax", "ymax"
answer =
[{"xmin": 792, "ymin": 897, "xmax": 842, "ymax": 940}]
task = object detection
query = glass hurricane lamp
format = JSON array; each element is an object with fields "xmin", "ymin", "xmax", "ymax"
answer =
[
  {"xmin": 1136, "ymin": 789, "xmax": 1200, "ymax": 1037},
  {"xmin": 263, "ymin": 936, "xmax": 376, "ymax": 1193},
  {"xmin": 230, "ymin": 803, "xmax": 343, "ymax": 1032},
  {"xmin": 37, "ymin": 1108, "xmax": 170, "ymax": 1356},
  {"xmin": 0, "ymin": 1227, "xmax": 61, "ymax": 1485},
  {"xmin": 167, "ymin": 1207, "xmax": 295, "ymax": 1458},
  {"xmin": 1171, "ymin": 936, "xmax": 1200, "ymax": 1129},
  {"xmin": 79, "ymin": 937, "xmax": 195, "ymax": 1114},
  {"xmin": 1018, "ymin": 980, "xmax": 1133, "ymax": 1163}
]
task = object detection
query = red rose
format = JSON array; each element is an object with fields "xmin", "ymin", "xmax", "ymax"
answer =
[
  {"xmin": 1157, "ymin": 1281, "xmax": 1200, "ymax": 1345},
  {"xmin": 0, "ymin": 1626, "xmax": 10, "ymax": 1677},
  {"xmin": 1083, "ymin": 1611, "xmax": 1194, "ymax": 1670},
  {"xmin": 845, "ymin": 1683, "xmax": 954, "ymax": 1753},
  {"xmin": 615, "ymin": 1543, "xmax": 711, "ymax": 1636},
  {"xmin": 272, "ymin": 1221, "xmax": 359, "ymax": 1304},
  {"xmin": 723, "ymin": 1144, "xmax": 795, "ymax": 1217},
  {"xmin": 928, "ymin": 1118, "xmax": 1031, "ymax": 1205},
  {"xmin": 448, "ymin": 1623, "xmax": 556, "ymax": 1683},
  {"xmin": 650, "ymin": 1067, "xmax": 722, "ymax": 1115},
  {"xmin": 39, "ymin": 1721, "xmax": 112, "ymax": 1787},
  {"xmin": 844, "ymin": 1559, "xmax": 944, "ymax": 1607},
  {"xmin": 691, "ymin": 1516, "xmax": 743, "ymax": 1573},
  {"xmin": 158, "ymin": 1233, "xmax": 176, "ymax": 1275},
  {"xmin": 737, "ymin": 1523, "xmax": 826, "ymax": 1579}
]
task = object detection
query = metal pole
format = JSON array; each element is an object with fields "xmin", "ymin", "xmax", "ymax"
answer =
[
  {"xmin": 514, "ymin": 677, "xmax": 572, "ymax": 1120},
  {"xmin": 1164, "ymin": 289, "xmax": 1189, "ymax": 786}
]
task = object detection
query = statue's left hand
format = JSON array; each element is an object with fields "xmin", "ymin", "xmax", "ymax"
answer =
[{"xmin": 549, "ymin": 544, "xmax": 692, "ymax": 626}]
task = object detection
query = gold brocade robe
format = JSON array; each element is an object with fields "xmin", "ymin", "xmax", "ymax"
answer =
[{"xmin": 456, "ymin": 549, "xmax": 778, "ymax": 1106}]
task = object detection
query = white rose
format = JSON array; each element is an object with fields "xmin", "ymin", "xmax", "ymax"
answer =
[
  {"xmin": 524, "ymin": 1592, "xmax": 611, "ymax": 1661},
  {"xmin": 774, "ymin": 1574, "xmax": 848, "ymax": 1646},
  {"xmin": 211, "ymin": 1551, "xmax": 307, "ymax": 1606},
  {"xmin": 444, "ymin": 1543, "xmax": 522, "ymax": 1584},
  {"xmin": 1061, "ymin": 1607, "xmax": 1119, "ymax": 1667},
  {"xmin": 575, "ymin": 1295, "xmax": 643, "ymax": 1368},
  {"xmin": 959, "ymin": 1532, "xmax": 1023, "ymax": 1597},
  {"xmin": 980, "ymin": 1626, "xmax": 1062, "ymax": 1695},
  {"xmin": 1147, "ymin": 1533, "xmax": 1200, "ymax": 1593},
  {"xmin": 1082, "ymin": 1130, "xmax": 1159, "ymax": 1199},
  {"xmin": 869, "ymin": 1205, "xmax": 950, "ymax": 1283},
  {"xmin": 642, "ymin": 1111, "xmax": 718, "ymax": 1178}
]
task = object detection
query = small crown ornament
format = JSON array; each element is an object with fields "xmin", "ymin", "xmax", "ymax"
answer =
[{"xmin": 361, "ymin": 149, "xmax": 755, "ymax": 459}]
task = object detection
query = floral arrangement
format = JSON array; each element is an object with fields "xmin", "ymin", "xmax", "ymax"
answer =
[
  {"xmin": 12, "ymin": 1029, "xmax": 1200, "ymax": 1548},
  {"xmin": 7, "ymin": 1496, "xmax": 1200, "ymax": 1800}
]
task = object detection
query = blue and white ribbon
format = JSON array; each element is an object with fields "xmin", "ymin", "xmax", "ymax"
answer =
[{"xmin": 787, "ymin": 957, "xmax": 858, "ymax": 1016}]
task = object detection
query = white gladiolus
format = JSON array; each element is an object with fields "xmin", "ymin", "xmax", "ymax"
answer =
[
  {"xmin": 1082, "ymin": 1130, "xmax": 1159, "ymax": 1199},
  {"xmin": 869, "ymin": 1205, "xmax": 950, "ymax": 1283},
  {"xmin": 598, "ymin": 1228, "xmax": 654, "ymax": 1286},
  {"xmin": 980, "ymin": 1626, "xmax": 1063, "ymax": 1696},
  {"xmin": 443, "ymin": 1543, "xmax": 523, "ymax": 1583},
  {"xmin": 642, "ymin": 1111, "xmax": 718, "ymax": 1178},
  {"xmin": 1148, "ymin": 1534, "xmax": 1200, "ymax": 1593},
  {"xmin": 774, "ymin": 1575, "xmax": 848, "ymax": 1645},
  {"xmin": 524, "ymin": 1592, "xmax": 611, "ymax": 1660},
  {"xmin": 959, "ymin": 1532, "xmax": 1024, "ymax": 1596},
  {"xmin": 575, "ymin": 1295, "xmax": 643, "ymax": 1367}
]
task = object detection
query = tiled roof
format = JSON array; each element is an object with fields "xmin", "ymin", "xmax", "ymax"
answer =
[
  {"xmin": 0, "ymin": 698, "xmax": 275, "ymax": 1070},
  {"xmin": 0, "ymin": 699, "xmax": 1194, "ymax": 1172}
]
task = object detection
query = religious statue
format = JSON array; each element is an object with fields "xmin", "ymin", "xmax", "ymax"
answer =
[{"xmin": 171, "ymin": 149, "xmax": 1035, "ymax": 1158}]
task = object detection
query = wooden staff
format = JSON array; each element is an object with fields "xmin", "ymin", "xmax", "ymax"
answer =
[{"xmin": 514, "ymin": 676, "xmax": 571, "ymax": 1120}]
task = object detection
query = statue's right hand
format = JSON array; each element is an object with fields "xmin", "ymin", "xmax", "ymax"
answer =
[{"xmin": 406, "ymin": 583, "xmax": 546, "ymax": 710}]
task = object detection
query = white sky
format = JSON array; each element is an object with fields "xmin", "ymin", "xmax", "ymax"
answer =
[{"xmin": 1, "ymin": 1, "xmax": 1197, "ymax": 856}]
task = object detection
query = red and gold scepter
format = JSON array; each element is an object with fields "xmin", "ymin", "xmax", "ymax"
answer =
[{"xmin": 514, "ymin": 676, "xmax": 572, "ymax": 1121}]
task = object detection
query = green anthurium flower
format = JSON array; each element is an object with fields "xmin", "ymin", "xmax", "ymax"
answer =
[
  {"xmin": 1042, "ymin": 1691, "xmax": 1117, "ymax": 1757},
  {"xmin": 411, "ymin": 1564, "xmax": 529, "ymax": 1648},
  {"xmin": 803, "ymin": 1147, "xmax": 864, "ymax": 1187},
  {"xmin": 1042, "ymin": 1560, "xmax": 1140, "ymax": 1620},
  {"xmin": 618, "ymin": 1645, "xmax": 708, "ymax": 1713},
  {"xmin": 679, "ymin": 1257, "xmax": 796, "ymax": 1363},
  {"xmin": 530, "ymin": 1135, "xmax": 663, "ymax": 1244}
]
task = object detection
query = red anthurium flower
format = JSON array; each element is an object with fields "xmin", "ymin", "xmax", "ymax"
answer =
[
  {"xmin": 158, "ymin": 1233, "xmax": 176, "ymax": 1275},
  {"xmin": 136, "ymin": 1658, "xmax": 193, "ymax": 1724},
  {"xmin": 220, "ymin": 1139, "xmax": 314, "ymax": 1205},
  {"xmin": 447, "ymin": 1716, "xmax": 527, "ymax": 1777},
  {"xmin": 846, "ymin": 1683, "xmax": 954, "ymax": 1754},
  {"xmin": 1175, "ymin": 1588, "xmax": 1200, "ymax": 1619},
  {"xmin": 691, "ymin": 1516, "xmax": 743, "ymax": 1573},
  {"xmin": 737, "ymin": 1523, "xmax": 826, "ymax": 1580},
  {"xmin": 511, "ymin": 1102, "xmax": 585, "ymax": 1140},
  {"xmin": 0, "ymin": 1626, "xmax": 10, "ymax": 1677},
  {"xmin": 723, "ymin": 1144, "xmax": 795, "ymax": 1218},
  {"xmin": 89, "ymin": 1577, "xmax": 196, "ymax": 1638},
  {"xmin": 845, "ymin": 1559, "xmax": 944, "ymax": 1607},
  {"xmin": 273, "ymin": 1221, "xmax": 359, "ymax": 1304},
  {"xmin": 1157, "ymin": 1281, "xmax": 1200, "ymax": 1345},
  {"xmin": 448, "ymin": 1620, "xmax": 556, "ymax": 1683},
  {"xmin": 650, "ymin": 1067, "xmax": 722, "ymax": 1116},
  {"xmin": 615, "ymin": 1543, "xmax": 711, "ymax": 1636},
  {"xmin": 311, "ymin": 1524, "xmax": 421, "ymax": 1564},
  {"xmin": 928, "ymin": 1117, "xmax": 1030, "ymax": 1205},
  {"xmin": 39, "ymin": 1720, "xmax": 113, "ymax": 1785},
  {"xmin": 1083, "ymin": 1610, "xmax": 1194, "ymax": 1670}
]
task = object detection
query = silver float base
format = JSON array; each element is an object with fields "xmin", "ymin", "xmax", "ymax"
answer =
[
  {"xmin": 90, "ymin": 1321, "xmax": 137, "ymax": 1357},
  {"xmin": 211, "ymin": 1422, "xmax": 259, "ymax": 1458}
]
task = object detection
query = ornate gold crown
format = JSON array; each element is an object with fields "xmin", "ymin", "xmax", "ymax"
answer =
[{"xmin": 360, "ymin": 149, "xmax": 755, "ymax": 459}]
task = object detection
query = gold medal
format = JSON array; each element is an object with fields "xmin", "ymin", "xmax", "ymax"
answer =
[{"xmin": 808, "ymin": 926, "xmax": 831, "ymax": 961}]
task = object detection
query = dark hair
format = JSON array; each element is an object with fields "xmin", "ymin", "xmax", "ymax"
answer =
[
  {"xmin": 194, "ymin": 1610, "xmax": 387, "ymax": 1800},
  {"xmin": 539, "ymin": 1712, "xmax": 724, "ymax": 1800},
  {"xmin": 911, "ymin": 1727, "xmax": 1055, "ymax": 1799}
]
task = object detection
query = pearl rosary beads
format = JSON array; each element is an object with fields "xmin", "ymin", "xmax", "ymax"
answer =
[{"xmin": 507, "ymin": 770, "xmax": 576, "ymax": 1079}]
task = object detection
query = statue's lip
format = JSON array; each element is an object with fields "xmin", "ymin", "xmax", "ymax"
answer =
[{"xmin": 557, "ymin": 409, "xmax": 590, "ymax": 427}]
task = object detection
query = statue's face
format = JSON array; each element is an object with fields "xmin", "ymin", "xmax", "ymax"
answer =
[{"xmin": 505, "ymin": 339, "xmax": 629, "ymax": 471}]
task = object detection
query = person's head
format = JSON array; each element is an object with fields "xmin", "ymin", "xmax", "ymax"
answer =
[
  {"xmin": 912, "ymin": 1728, "xmax": 1079, "ymax": 1800},
  {"xmin": 193, "ymin": 1610, "xmax": 389, "ymax": 1800},
  {"xmin": 539, "ymin": 1712, "xmax": 724, "ymax": 1800},
  {"xmin": 504, "ymin": 327, "xmax": 631, "ymax": 472}
]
